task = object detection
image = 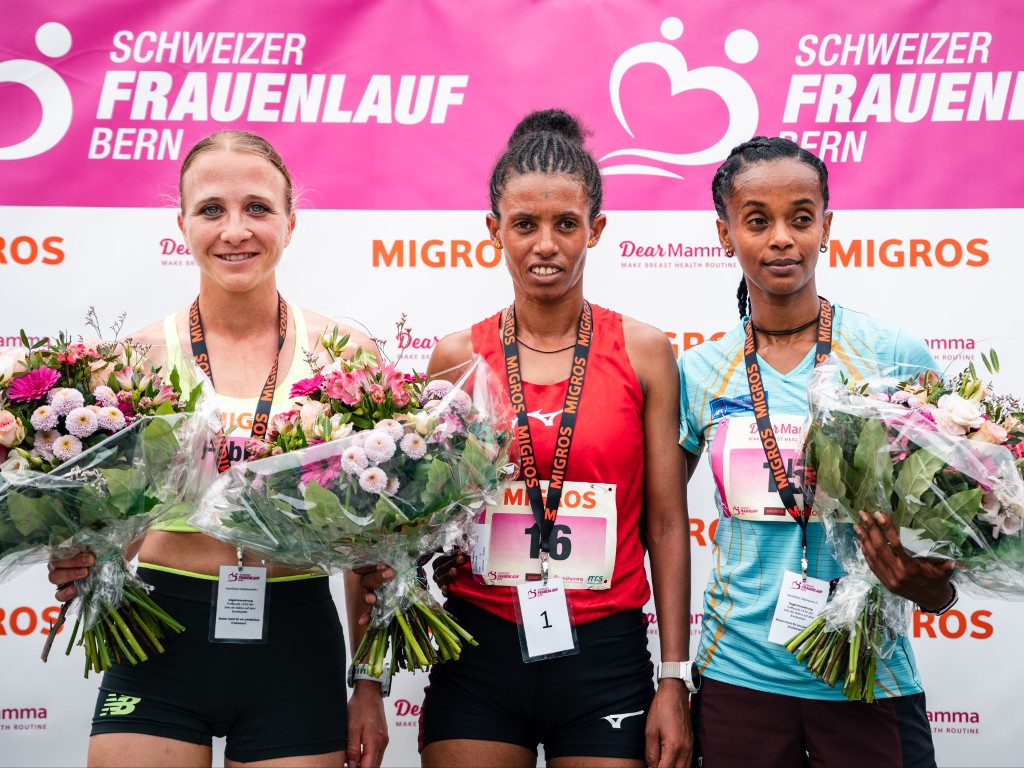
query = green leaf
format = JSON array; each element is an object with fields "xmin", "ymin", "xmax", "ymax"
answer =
[
  {"xmin": 5, "ymin": 490, "xmax": 68, "ymax": 540},
  {"xmin": 893, "ymin": 449, "xmax": 946, "ymax": 528},
  {"xmin": 850, "ymin": 418, "xmax": 894, "ymax": 516},
  {"xmin": 98, "ymin": 467, "xmax": 148, "ymax": 519},
  {"xmin": 140, "ymin": 417, "xmax": 180, "ymax": 477},
  {"xmin": 807, "ymin": 427, "xmax": 849, "ymax": 511},
  {"xmin": 423, "ymin": 457, "xmax": 456, "ymax": 504}
]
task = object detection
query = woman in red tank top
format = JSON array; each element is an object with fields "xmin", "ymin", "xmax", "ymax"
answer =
[{"xmin": 395, "ymin": 109, "xmax": 693, "ymax": 768}]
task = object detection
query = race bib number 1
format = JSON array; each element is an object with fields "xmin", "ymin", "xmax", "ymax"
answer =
[{"xmin": 514, "ymin": 579, "xmax": 579, "ymax": 662}]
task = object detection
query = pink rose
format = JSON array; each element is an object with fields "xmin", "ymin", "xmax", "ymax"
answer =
[
  {"xmin": 0, "ymin": 410, "xmax": 26, "ymax": 448},
  {"xmin": 969, "ymin": 419, "xmax": 1009, "ymax": 445}
]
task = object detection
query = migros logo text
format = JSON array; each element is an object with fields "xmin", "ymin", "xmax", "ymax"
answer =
[
  {"xmin": 373, "ymin": 239, "xmax": 500, "ymax": 268},
  {"xmin": 666, "ymin": 331, "xmax": 726, "ymax": 358},
  {"xmin": 0, "ymin": 235, "xmax": 64, "ymax": 265},
  {"xmin": 0, "ymin": 605, "xmax": 63, "ymax": 636},
  {"xmin": 913, "ymin": 609, "xmax": 992, "ymax": 639},
  {"xmin": 830, "ymin": 238, "xmax": 988, "ymax": 268}
]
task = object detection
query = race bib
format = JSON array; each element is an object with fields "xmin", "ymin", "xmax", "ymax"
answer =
[
  {"xmin": 709, "ymin": 414, "xmax": 817, "ymax": 522},
  {"xmin": 472, "ymin": 480, "xmax": 616, "ymax": 589}
]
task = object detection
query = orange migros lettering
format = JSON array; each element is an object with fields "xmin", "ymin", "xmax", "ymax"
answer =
[
  {"xmin": 690, "ymin": 518, "xmax": 719, "ymax": 546},
  {"xmin": 913, "ymin": 609, "xmax": 993, "ymax": 639},
  {"xmin": 503, "ymin": 486, "xmax": 526, "ymax": 506},
  {"xmin": 830, "ymin": 238, "xmax": 989, "ymax": 268},
  {"xmin": 372, "ymin": 239, "xmax": 501, "ymax": 268},
  {"xmin": 223, "ymin": 412, "xmax": 254, "ymax": 431},
  {"xmin": 0, "ymin": 236, "xmax": 65, "ymax": 265}
]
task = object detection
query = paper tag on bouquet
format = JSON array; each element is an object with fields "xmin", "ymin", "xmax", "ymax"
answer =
[
  {"xmin": 211, "ymin": 566, "xmax": 269, "ymax": 643},
  {"xmin": 514, "ymin": 579, "xmax": 579, "ymax": 662},
  {"xmin": 767, "ymin": 569, "xmax": 829, "ymax": 645}
]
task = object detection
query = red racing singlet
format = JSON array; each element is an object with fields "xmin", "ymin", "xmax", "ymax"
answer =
[{"xmin": 451, "ymin": 304, "xmax": 649, "ymax": 625}]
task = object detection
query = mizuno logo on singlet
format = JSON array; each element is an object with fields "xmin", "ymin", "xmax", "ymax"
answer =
[
  {"xmin": 602, "ymin": 710, "xmax": 644, "ymax": 729},
  {"xmin": 99, "ymin": 693, "xmax": 142, "ymax": 716},
  {"xmin": 527, "ymin": 409, "xmax": 563, "ymax": 427}
]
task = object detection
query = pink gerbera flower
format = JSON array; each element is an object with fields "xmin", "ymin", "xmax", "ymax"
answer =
[
  {"xmin": 8, "ymin": 367, "xmax": 60, "ymax": 402},
  {"xmin": 302, "ymin": 456, "xmax": 342, "ymax": 487},
  {"xmin": 290, "ymin": 374, "xmax": 326, "ymax": 399}
]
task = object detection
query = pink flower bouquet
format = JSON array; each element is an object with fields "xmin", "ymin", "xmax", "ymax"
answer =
[
  {"xmin": 191, "ymin": 326, "xmax": 514, "ymax": 680},
  {"xmin": 0, "ymin": 318, "xmax": 219, "ymax": 676},
  {"xmin": 787, "ymin": 351, "xmax": 1024, "ymax": 701}
]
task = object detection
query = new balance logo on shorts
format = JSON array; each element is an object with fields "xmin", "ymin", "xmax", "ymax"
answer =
[
  {"xmin": 99, "ymin": 693, "xmax": 142, "ymax": 716},
  {"xmin": 602, "ymin": 710, "xmax": 644, "ymax": 729}
]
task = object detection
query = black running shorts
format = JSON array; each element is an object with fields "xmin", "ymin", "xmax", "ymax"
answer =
[
  {"xmin": 91, "ymin": 567, "xmax": 348, "ymax": 763},
  {"xmin": 419, "ymin": 596, "xmax": 655, "ymax": 760}
]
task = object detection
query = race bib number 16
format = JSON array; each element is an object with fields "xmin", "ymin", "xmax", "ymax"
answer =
[{"xmin": 472, "ymin": 480, "xmax": 616, "ymax": 589}]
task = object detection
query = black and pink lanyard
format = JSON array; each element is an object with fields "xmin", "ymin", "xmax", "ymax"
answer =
[
  {"xmin": 189, "ymin": 293, "xmax": 287, "ymax": 472},
  {"xmin": 501, "ymin": 301, "xmax": 593, "ymax": 583},
  {"xmin": 743, "ymin": 296, "xmax": 833, "ymax": 580}
]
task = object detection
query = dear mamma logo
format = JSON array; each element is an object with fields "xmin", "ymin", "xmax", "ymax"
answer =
[
  {"xmin": 372, "ymin": 239, "xmax": 500, "ymax": 269},
  {"xmin": 159, "ymin": 237, "xmax": 194, "ymax": 267},
  {"xmin": 392, "ymin": 698, "xmax": 422, "ymax": 727},
  {"xmin": 925, "ymin": 336, "xmax": 978, "ymax": 363},
  {"xmin": 619, "ymin": 241, "xmax": 735, "ymax": 271},
  {"xmin": 828, "ymin": 238, "xmax": 988, "ymax": 268},
  {"xmin": 0, "ymin": 706, "xmax": 47, "ymax": 732},
  {"xmin": 928, "ymin": 709, "xmax": 980, "ymax": 736}
]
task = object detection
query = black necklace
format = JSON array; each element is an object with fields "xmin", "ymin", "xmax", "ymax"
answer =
[
  {"xmin": 749, "ymin": 316, "xmax": 819, "ymax": 336},
  {"xmin": 515, "ymin": 337, "xmax": 575, "ymax": 354}
]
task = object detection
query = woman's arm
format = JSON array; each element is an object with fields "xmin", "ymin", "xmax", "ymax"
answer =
[{"xmin": 625, "ymin": 319, "xmax": 693, "ymax": 768}]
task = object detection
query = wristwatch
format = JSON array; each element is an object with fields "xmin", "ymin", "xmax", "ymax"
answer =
[
  {"xmin": 657, "ymin": 661, "xmax": 700, "ymax": 693},
  {"xmin": 347, "ymin": 663, "xmax": 392, "ymax": 697},
  {"xmin": 918, "ymin": 582, "xmax": 958, "ymax": 616}
]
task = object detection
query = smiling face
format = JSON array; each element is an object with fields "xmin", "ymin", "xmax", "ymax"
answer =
[
  {"xmin": 178, "ymin": 149, "xmax": 296, "ymax": 296},
  {"xmin": 488, "ymin": 172, "xmax": 605, "ymax": 304},
  {"xmin": 716, "ymin": 157, "xmax": 832, "ymax": 309}
]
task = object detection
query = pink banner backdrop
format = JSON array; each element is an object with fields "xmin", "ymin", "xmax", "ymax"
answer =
[{"xmin": 2, "ymin": 0, "xmax": 1022, "ymax": 210}]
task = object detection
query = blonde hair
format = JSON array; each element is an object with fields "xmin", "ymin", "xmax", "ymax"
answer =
[{"xmin": 178, "ymin": 130, "xmax": 294, "ymax": 213}]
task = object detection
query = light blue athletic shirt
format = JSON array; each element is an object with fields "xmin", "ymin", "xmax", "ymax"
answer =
[{"xmin": 679, "ymin": 305, "xmax": 937, "ymax": 700}]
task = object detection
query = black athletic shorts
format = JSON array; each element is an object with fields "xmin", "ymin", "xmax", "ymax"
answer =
[
  {"xmin": 91, "ymin": 567, "xmax": 347, "ymax": 763},
  {"xmin": 419, "ymin": 596, "xmax": 655, "ymax": 760}
]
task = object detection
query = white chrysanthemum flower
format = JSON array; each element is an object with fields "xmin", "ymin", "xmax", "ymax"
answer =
[
  {"xmin": 93, "ymin": 385, "xmax": 117, "ymax": 408},
  {"xmin": 49, "ymin": 388, "xmax": 86, "ymax": 416},
  {"xmin": 447, "ymin": 389, "xmax": 473, "ymax": 415},
  {"xmin": 52, "ymin": 434, "xmax": 83, "ymax": 461},
  {"xmin": 363, "ymin": 431, "xmax": 397, "ymax": 463},
  {"xmin": 386, "ymin": 476, "xmax": 401, "ymax": 495},
  {"xmin": 96, "ymin": 406, "xmax": 126, "ymax": 432},
  {"xmin": 65, "ymin": 406, "xmax": 99, "ymax": 438},
  {"xmin": 341, "ymin": 446, "xmax": 369, "ymax": 475},
  {"xmin": 375, "ymin": 418, "xmax": 405, "ymax": 441},
  {"xmin": 400, "ymin": 432, "xmax": 427, "ymax": 460},
  {"xmin": 358, "ymin": 466, "xmax": 387, "ymax": 494},
  {"xmin": 30, "ymin": 405, "xmax": 59, "ymax": 431},
  {"xmin": 33, "ymin": 429, "xmax": 59, "ymax": 450}
]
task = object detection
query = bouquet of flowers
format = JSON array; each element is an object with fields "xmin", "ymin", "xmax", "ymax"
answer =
[
  {"xmin": 0, "ymin": 318, "xmax": 219, "ymax": 677},
  {"xmin": 786, "ymin": 351, "xmax": 1024, "ymax": 701},
  {"xmin": 190, "ymin": 324, "xmax": 515, "ymax": 680}
]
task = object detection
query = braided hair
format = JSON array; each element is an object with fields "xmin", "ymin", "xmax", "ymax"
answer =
[
  {"xmin": 489, "ymin": 109, "xmax": 603, "ymax": 221},
  {"xmin": 711, "ymin": 136, "xmax": 830, "ymax": 318}
]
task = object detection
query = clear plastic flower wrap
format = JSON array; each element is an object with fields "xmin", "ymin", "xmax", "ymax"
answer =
[
  {"xmin": 190, "ymin": 355, "xmax": 516, "ymax": 678},
  {"xmin": 786, "ymin": 353, "xmax": 1024, "ymax": 701},
  {"xmin": 0, "ymin": 331, "xmax": 221, "ymax": 676}
]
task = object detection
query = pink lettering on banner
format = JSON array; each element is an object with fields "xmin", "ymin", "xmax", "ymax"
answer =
[{"xmin": 0, "ymin": 3, "xmax": 1021, "ymax": 209}]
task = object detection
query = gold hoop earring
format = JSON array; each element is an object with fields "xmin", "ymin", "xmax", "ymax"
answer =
[
  {"xmin": 494, "ymin": 241, "xmax": 502, "ymax": 250},
  {"xmin": 725, "ymin": 249, "xmax": 735, "ymax": 258},
  {"xmin": 587, "ymin": 239, "xmax": 594, "ymax": 248}
]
